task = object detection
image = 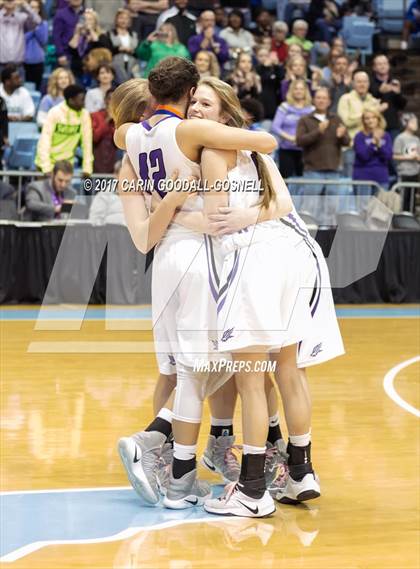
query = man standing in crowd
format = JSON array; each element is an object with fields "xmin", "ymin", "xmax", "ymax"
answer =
[
  {"xmin": 0, "ymin": 0, "xmax": 40, "ymax": 73},
  {"xmin": 135, "ymin": 0, "xmax": 169, "ymax": 39},
  {"xmin": 0, "ymin": 64, "xmax": 34, "ymax": 120},
  {"xmin": 25, "ymin": 160, "xmax": 76, "ymax": 221},
  {"xmin": 370, "ymin": 54, "xmax": 407, "ymax": 140},
  {"xmin": 35, "ymin": 84, "xmax": 93, "ymax": 177},
  {"xmin": 338, "ymin": 70, "xmax": 385, "ymax": 176},
  {"xmin": 321, "ymin": 54, "xmax": 352, "ymax": 113},
  {"xmin": 188, "ymin": 10, "xmax": 229, "ymax": 65},
  {"xmin": 52, "ymin": 0, "xmax": 83, "ymax": 68},
  {"xmin": 297, "ymin": 87, "xmax": 350, "ymax": 224},
  {"xmin": 157, "ymin": 0, "xmax": 196, "ymax": 46}
]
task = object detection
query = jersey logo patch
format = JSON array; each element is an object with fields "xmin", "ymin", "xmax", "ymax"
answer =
[
  {"xmin": 221, "ymin": 328, "xmax": 234, "ymax": 342},
  {"xmin": 310, "ymin": 343, "xmax": 323, "ymax": 357}
]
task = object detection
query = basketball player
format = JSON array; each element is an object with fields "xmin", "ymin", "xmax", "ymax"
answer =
[{"xmin": 114, "ymin": 57, "xmax": 282, "ymax": 511}]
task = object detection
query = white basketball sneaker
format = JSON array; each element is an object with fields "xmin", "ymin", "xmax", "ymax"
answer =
[
  {"xmin": 118, "ymin": 431, "xmax": 166, "ymax": 505},
  {"xmin": 204, "ymin": 482, "xmax": 276, "ymax": 518},
  {"xmin": 163, "ymin": 468, "xmax": 212, "ymax": 510},
  {"xmin": 274, "ymin": 472, "xmax": 320, "ymax": 505}
]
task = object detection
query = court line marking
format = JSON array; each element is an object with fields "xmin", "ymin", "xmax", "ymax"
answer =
[
  {"xmin": 0, "ymin": 485, "xmax": 131, "ymax": 496},
  {"xmin": 0, "ymin": 516, "xmax": 231, "ymax": 563},
  {"xmin": 383, "ymin": 356, "xmax": 420, "ymax": 418}
]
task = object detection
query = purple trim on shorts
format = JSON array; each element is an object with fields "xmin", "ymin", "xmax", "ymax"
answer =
[
  {"xmin": 217, "ymin": 250, "xmax": 240, "ymax": 315},
  {"xmin": 204, "ymin": 235, "xmax": 219, "ymax": 304}
]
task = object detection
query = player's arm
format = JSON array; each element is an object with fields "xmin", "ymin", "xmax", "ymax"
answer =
[
  {"xmin": 201, "ymin": 148, "xmax": 230, "ymax": 216},
  {"xmin": 178, "ymin": 119, "xmax": 277, "ymax": 155},
  {"xmin": 114, "ymin": 123, "xmax": 136, "ymax": 150},
  {"xmin": 118, "ymin": 156, "xmax": 193, "ymax": 253}
]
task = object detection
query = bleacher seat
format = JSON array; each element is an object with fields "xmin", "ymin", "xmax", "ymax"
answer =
[
  {"xmin": 7, "ymin": 135, "xmax": 40, "ymax": 170},
  {"xmin": 8, "ymin": 122, "xmax": 38, "ymax": 146},
  {"xmin": 24, "ymin": 81, "xmax": 36, "ymax": 92},
  {"xmin": 341, "ymin": 17, "xmax": 376, "ymax": 64},
  {"xmin": 30, "ymin": 91, "xmax": 42, "ymax": 111},
  {"xmin": 376, "ymin": 0, "xmax": 404, "ymax": 34},
  {"xmin": 392, "ymin": 212, "xmax": 420, "ymax": 230},
  {"xmin": 0, "ymin": 200, "xmax": 18, "ymax": 220},
  {"xmin": 337, "ymin": 211, "xmax": 367, "ymax": 230}
]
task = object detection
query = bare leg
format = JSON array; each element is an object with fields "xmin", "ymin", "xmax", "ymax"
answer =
[
  {"xmin": 153, "ymin": 373, "xmax": 176, "ymax": 415},
  {"xmin": 264, "ymin": 372, "xmax": 279, "ymax": 418},
  {"xmin": 208, "ymin": 376, "xmax": 238, "ymax": 419}
]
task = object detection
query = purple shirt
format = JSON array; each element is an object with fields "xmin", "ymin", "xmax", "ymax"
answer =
[
  {"xmin": 353, "ymin": 130, "xmax": 393, "ymax": 185},
  {"xmin": 25, "ymin": 21, "xmax": 48, "ymax": 64},
  {"xmin": 53, "ymin": 5, "xmax": 83, "ymax": 57},
  {"xmin": 0, "ymin": 6, "xmax": 41, "ymax": 64},
  {"xmin": 271, "ymin": 103, "xmax": 314, "ymax": 150},
  {"xmin": 187, "ymin": 32, "xmax": 229, "ymax": 65}
]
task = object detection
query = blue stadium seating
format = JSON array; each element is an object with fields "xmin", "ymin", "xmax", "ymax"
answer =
[
  {"xmin": 7, "ymin": 135, "xmax": 40, "ymax": 170},
  {"xmin": 8, "ymin": 122, "xmax": 39, "ymax": 146},
  {"xmin": 23, "ymin": 81, "xmax": 36, "ymax": 92},
  {"xmin": 341, "ymin": 17, "xmax": 376, "ymax": 64},
  {"xmin": 375, "ymin": 0, "xmax": 405, "ymax": 34},
  {"xmin": 30, "ymin": 91, "xmax": 42, "ymax": 111}
]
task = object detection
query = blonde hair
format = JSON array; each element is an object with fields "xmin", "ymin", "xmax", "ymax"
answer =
[
  {"xmin": 109, "ymin": 78, "xmax": 151, "ymax": 128},
  {"xmin": 286, "ymin": 78, "xmax": 312, "ymax": 106},
  {"xmin": 195, "ymin": 50, "xmax": 220, "ymax": 78},
  {"xmin": 286, "ymin": 54, "xmax": 307, "ymax": 79},
  {"xmin": 84, "ymin": 9, "xmax": 104, "ymax": 35},
  {"xmin": 83, "ymin": 47, "xmax": 113, "ymax": 73},
  {"xmin": 198, "ymin": 77, "xmax": 276, "ymax": 207},
  {"xmin": 47, "ymin": 67, "xmax": 75, "ymax": 98},
  {"xmin": 362, "ymin": 108, "xmax": 387, "ymax": 132},
  {"xmin": 114, "ymin": 8, "xmax": 132, "ymax": 29},
  {"xmin": 160, "ymin": 22, "xmax": 180, "ymax": 44}
]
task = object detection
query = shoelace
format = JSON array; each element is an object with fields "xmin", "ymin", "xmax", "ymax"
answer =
[
  {"xmin": 219, "ymin": 481, "xmax": 238, "ymax": 502},
  {"xmin": 269, "ymin": 464, "xmax": 289, "ymax": 489},
  {"xmin": 224, "ymin": 445, "xmax": 241, "ymax": 470}
]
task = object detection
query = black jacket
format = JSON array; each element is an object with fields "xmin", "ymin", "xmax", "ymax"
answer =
[{"xmin": 370, "ymin": 74, "xmax": 407, "ymax": 132}]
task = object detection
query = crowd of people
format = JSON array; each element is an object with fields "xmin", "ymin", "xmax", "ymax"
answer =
[{"xmin": 0, "ymin": 0, "xmax": 419, "ymax": 222}]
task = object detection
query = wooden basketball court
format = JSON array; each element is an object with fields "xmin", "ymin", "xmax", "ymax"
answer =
[{"xmin": 1, "ymin": 305, "xmax": 419, "ymax": 568}]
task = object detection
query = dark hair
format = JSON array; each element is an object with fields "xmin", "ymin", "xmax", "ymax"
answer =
[
  {"xmin": 148, "ymin": 57, "xmax": 199, "ymax": 103},
  {"xmin": 105, "ymin": 87, "xmax": 115, "ymax": 99},
  {"xmin": 241, "ymin": 98, "xmax": 264, "ymax": 123},
  {"xmin": 53, "ymin": 160, "xmax": 74, "ymax": 175},
  {"xmin": 228, "ymin": 9, "xmax": 244, "ymax": 27},
  {"xmin": 63, "ymin": 84, "xmax": 86, "ymax": 102},
  {"xmin": 29, "ymin": 0, "xmax": 47, "ymax": 19},
  {"xmin": 95, "ymin": 63, "xmax": 115, "ymax": 80},
  {"xmin": 1, "ymin": 64, "xmax": 18, "ymax": 83}
]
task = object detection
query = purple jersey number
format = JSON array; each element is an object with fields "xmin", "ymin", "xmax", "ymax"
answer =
[{"xmin": 138, "ymin": 149, "xmax": 167, "ymax": 197}]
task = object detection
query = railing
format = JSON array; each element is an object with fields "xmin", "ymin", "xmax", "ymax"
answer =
[{"xmin": 1, "ymin": 170, "xmax": 419, "ymax": 221}]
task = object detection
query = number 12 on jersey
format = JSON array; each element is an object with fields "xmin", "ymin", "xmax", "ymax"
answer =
[{"xmin": 138, "ymin": 149, "xmax": 167, "ymax": 197}]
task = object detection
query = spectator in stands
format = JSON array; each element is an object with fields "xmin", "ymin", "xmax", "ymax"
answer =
[
  {"xmin": 321, "ymin": 54, "xmax": 352, "ymax": 112},
  {"xmin": 25, "ymin": 160, "xmax": 76, "ymax": 221},
  {"xmin": 35, "ymin": 84, "xmax": 93, "ymax": 176},
  {"xmin": 91, "ymin": 88, "xmax": 116, "ymax": 174},
  {"xmin": 188, "ymin": 10, "xmax": 229, "ymax": 65},
  {"xmin": 37, "ymin": 68, "xmax": 75, "ymax": 127},
  {"xmin": 296, "ymin": 87, "xmax": 350, "ymax": 222},
  {"xmin": 52, "ymin": 0, "xmax": 84, "ymax": 69},
  {"xmin": 321, "ymin": 46, "xmax": 356, "ymax": 84},
  {"xmin": 89, "ymin": 161, "xmax": 126, "ymax": 224},
  {"xmin": 393, "ymin": 113, "xmax": 420, "ymax": 211},
  {"xmin": 137, "ymin": 23, "xmax": 190, "ymax": 77},
  {"xmin": 370, "ymin": 54, "xmax": 407, "ymax": 141},
  {"xmin": 241, "ymin": 97, "xmax": 265, "ymax": 131},
  {"xmin": 0, "ymin": 64, "xmax": 34, "ymax": 120},
  {"xmin": 134, "ymin": 0, "xmax": 169, "ymax": 39},
  {"xmin": 126, "ymin": 0, "xmax": 143, "ymax": 38},
  {"xmin": 23, "ymin": 0, "xmax": 47, "ymax": 91},
  {"xmin": 156, "ymin": 0, "xmax": 197, "ymax": 46},
  {"xmin": 286, "ymin": 20, "xmax": 313, "ymax": 55},
  {"xmin": 280, "ymin": 54, "xmax": 318, "ymax": 102},
  {"xmin": 85, "ymin": 63, "xmax": 115, "ymax": 113},
  {"xmin": 271, "ymin": 21, "xmax": 289, "ymax": 64},
  {"xmin": 227, "ymin": 51, "xmax": 261, "ymax": 100},
  {"xmin": 337, "ymin": 70, "xmax": 384, "ymax": 144},
  {"xmin": 353, "ymin": 109, "xmax": 393, "ymax": 192},
  {"xmin": 401, "ymin": 0, "xmax": 420, "ymax": 49},
  {"xmin": 68, "ymin": 9, "xmax": 109, "ymax": 80},
  {"xmin": 214, "ymin": 6, "xmax": 228, "ymax": 31},
  {"xmin": 219, "ymin": 10, "xmax": 255, "ymax": 59},
  {"xmin": 250, "ymin": 8, "xmax": 272, "ymax": 39},
  {"xmin": 307, "ymin": 0, "xmax": 341, "ymax": 45},
  {"xmin": 271, "ymin": 78, "xmax": 314, "ymax": 178},
  {"xmin": 0, "ymin": 0, "xmax": 40, "ymax": 73},
  {"xmin": 194, "ymin": 50, "xmax": 220, "ymax": 78},
  {"xmin": 107, "ymin": 8, "xmax": 140, "ymax": 85},
  {"xmin": 255, "ymin": 45, "xmax": 283, "ymax": 120},
  {"xmin": 0, "ymin": 95, "xmax": 8, "ymax": 163}
]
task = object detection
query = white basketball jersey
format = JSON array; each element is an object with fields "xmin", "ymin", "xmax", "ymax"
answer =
[{"xmin": 125, "ymin": 115, "xmax": 202, "ymax": 232}]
